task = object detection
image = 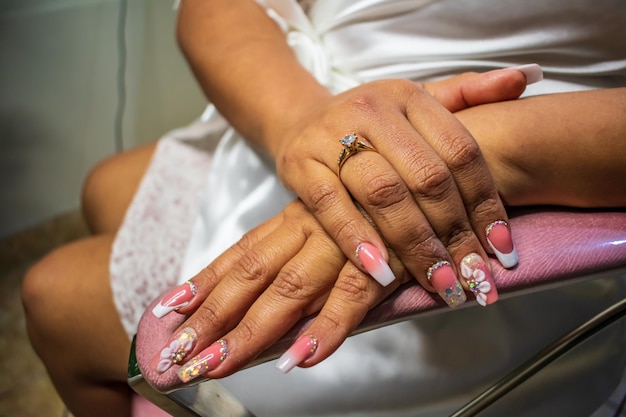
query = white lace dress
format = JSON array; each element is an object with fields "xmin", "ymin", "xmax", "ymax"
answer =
[{"xmin": 111, "ymin": 1, "xmax": 626, "ymax": 415}]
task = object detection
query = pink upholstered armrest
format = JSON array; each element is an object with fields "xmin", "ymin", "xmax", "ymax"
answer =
[{"xmin": 135, "ymin": 209, "xmax": 626, "ymax": 393}]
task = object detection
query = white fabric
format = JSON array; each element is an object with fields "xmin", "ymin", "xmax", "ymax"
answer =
[{"xmin": 112, "ymin": 0, "xmax": 626, "ymax": 415}]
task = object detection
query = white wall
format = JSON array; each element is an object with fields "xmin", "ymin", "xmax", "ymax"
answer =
[{"xmin": 0, "ymin": 0, "xmax": 206, "ymax": 237}]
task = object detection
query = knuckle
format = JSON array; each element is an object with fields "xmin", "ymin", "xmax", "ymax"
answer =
[
  {"xmin": 361, "ymin": 171, "xmax": 410, "ymax": 212},
  {"xmin": 472, "ymin": 195, "xmax": 502, "ymax": 219},
  {"xmin": 233, "ymin": 319, "xmax": 258, "ymax": 346},
  {"xmin": 443, "ymin": 135, "xmax": 482, "ymax": 173},
  {"xmin": 306, "ymin": 179, "xmax": 339, "ymax": 215},
  {"xmin": 443, "ymin": 225, "xmax": 475, "ymax": 253},
  {"xmin": 235, "ymin": 250, "xmax": 272, "ymax": 284},
  {"xmin": 314, "ymin": 308, "xmax": 346, "ymax": 334},
  {"xmin": 272, "ymin": 266, "xmax": 313, "ymax": 301},
  {"xmin": 333, "ymin": 272, "xmax": 371, "ymax": 306},
  {"xmin": 402, "ymin": 229, "xmax": 442, "ymax": 260},
  {"xmin": 409, "ymin": 160, "xmax": 453, "ymax": 200},
  {"xmin": 195, "ymin": 302, "xmax": 229, "ymax": 334},
  {"xmin": 195, "ymin": 265, "xmax": 221, "ymax": 288}
]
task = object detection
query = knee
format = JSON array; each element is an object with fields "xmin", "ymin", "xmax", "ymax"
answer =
[
  {"xmin": 22, "ymin": 246, "xmax": 70, "ymax": 320},
  {"xmin": 81, "ymin": 157, "xmax": 116, "ymax": 232},
  {"xmin": 22, "ymin": 250, "xmax": 65, "ymax": 350}
]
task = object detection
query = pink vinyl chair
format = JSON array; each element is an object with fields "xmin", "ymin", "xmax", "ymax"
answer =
[{"xmin": 128, "ymin": 208, "xmax": 626, "ymax": 416}]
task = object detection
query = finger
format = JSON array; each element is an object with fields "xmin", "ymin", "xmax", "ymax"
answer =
[
  {"xmin": 147, "ymin": 202, "xmax": 311, "ymax": 375},
  {"xmin": 276, "ymin": 260, "xmax": 403, "ymax": 372},
  {"xmin": 338, "ymin": 134, "xmax": 468, "ymax": 307},
  {"xmin": 405, "ymin": 87, "xmax": 518, "ymax": 270},
  {"xmin": 176, "ymin": 228, "xmax": 347, "ymax": 381},
  {"xmin": 285, "ymin": 155, "xmax": 397, "ymax": 287},
  {"xmin": 422, "ymin": 64, "xmax": 543, "ymax": 112},
  {"xmin": 149, "ymin": 210, "xmax": 285, "ymax": 319},
  {"xmin": 348, "ymin": 82, "xmax": 503, "ymax": 302}
]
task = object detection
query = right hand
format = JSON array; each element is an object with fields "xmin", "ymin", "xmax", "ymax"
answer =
[{"xmin": 271, "ymin": 66, "xmax": 539, "ymax": 303}]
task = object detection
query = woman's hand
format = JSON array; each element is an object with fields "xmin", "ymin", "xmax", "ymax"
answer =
[
  {"xmin": 147, "ymin": 68, "xmax": 548, "ymax": 383},
  {"xmin": 274, "ymin": 66, "xmax": 540, "ymax": 305},
  {"xmin": 150, "ymin": 199, "xmax": 411, "ymax": 382}
]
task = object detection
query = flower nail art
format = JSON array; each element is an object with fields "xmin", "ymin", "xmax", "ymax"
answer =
[
  {"xmin": 460, "ymin": 253, "xmax": 498, "ymax": 306},
  {"xmin": 178, "ymin": 339, "xmax": 229, "ymax": 383},
  {"xmin": 155, "ymin": 327, "xmax": 198, "ymax": 373}
]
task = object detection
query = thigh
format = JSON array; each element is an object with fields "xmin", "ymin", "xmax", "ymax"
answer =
[{"xmin": 82, "ymin": 142, "xmax": 157, "ymax": 234}]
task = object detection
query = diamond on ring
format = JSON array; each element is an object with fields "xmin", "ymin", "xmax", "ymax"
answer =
[{"xmin": 337, "ymin": 133, "xmax": 377, "ymax": 175}]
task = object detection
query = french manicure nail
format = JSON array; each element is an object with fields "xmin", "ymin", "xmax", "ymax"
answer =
[
  {"xmin": 276, "ymin": 335, "xmax": 318, "ymax": 374},
  {"xmin": 485, "ymin": 220, "xmax": 519, "ymax": 268},
  {"xmin": 356, "ymin": 243, "xmax": 396, "ymax": 287},
  {"xmin": 509, "ymin": 63, "xmax": 543, "ymax": 85},
  {"xmin": 152, "ymin": 327, "xmax": 198, "ymax": 373},
  {"xmin": 178, "ymin": 339, "xmax": 229, "ymax": 383},
  {"xmin": 460, "ymin": 253, "xmax": 498, "ymax": 306},
  {"xmin": 427, "ymin": 260, "xmax": 466, "ymax": 307},
  {"xmin": 152, "ymin": 280, "xmax": 198, "ymax": 318}
]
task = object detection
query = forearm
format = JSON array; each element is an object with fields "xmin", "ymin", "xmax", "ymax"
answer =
[
  {"xmin": 458, "ymin": 87, "xmax": 626, "ymax": 208},
  {"xmin": 177, "ymin": 0, "xmax": 331, "ymax": 157}
]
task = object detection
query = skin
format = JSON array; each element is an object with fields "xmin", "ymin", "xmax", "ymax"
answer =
[
  {"xmin": 22, "ymin": 86, "xmax": 626, "ymax": 416},
  {"xmin": 20, "ymin": 0, "xmax": 626, "ymax": 414},
  {"xmin": 176, "ymin": 0, "xmax": 520, "ymax": 292}
]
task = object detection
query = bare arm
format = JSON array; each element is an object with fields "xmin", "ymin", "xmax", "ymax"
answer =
[
  {"xmin": 176, "ymin": 0, "xmax": 330, "ymax": 156},
  {"xmin": 459, "ymin": 87, "xmax": 626, "ymax": 208}
]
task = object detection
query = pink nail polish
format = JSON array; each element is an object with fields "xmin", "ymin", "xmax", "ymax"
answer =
[
  {"xmin": 460, "ymin": 253, "xmax": 498, "ymax": 306},
  {"xmin": 275, "ymin": 335, "xmax": 318, "ymax": 374},
  {"xmin": 427, "ymin": 261, "xmax": 466, "ymax": 307},
  {"xmin": 152, "ymin": 280, "xmax": 198, "ymax": 318},
  {"xmin": 485, "ymin": 221, "xmax": 519, "ymax": 268},
  {"xmin": 178, "ymin": 339, "xmax": 229, "ymax": 383},
  {"xmin": 508, "ymin": 63, "xmax": 543, "ymax": 85},
  {"xmin": 356, "ymin": 243, "xmax": 396, "ymax": 287},
  {"xmin": 152, "ymin": 327, "xmax": 198, "ymax": 373}
]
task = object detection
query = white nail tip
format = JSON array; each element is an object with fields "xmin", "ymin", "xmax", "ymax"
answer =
[
  {"xmin": 489, "ymin": 243, "xmax": 519, "ymax": 269},
  {"xmin": 511, "ymin": 63, "xmax": 543, "ymax": 85},
  {"xmin": 372, "ymin": 263, "xmax": 396, "ymax": 287},
  {"xmin": 151, "ymin": 302, "xmax": 189, "ymax": 318}
]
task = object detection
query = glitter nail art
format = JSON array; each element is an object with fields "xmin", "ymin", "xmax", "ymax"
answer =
[{"xmin": 178, "ymin": 339, "xmax": 229, "ymax": 383}]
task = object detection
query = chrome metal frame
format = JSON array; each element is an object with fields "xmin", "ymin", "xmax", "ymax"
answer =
[{"xmin": 129, "ymin": 281, "xmax": 626, "ymax": 417}]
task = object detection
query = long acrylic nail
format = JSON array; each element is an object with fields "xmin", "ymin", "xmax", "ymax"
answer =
[
  {"xmin": 356, "ymin": 243, "xmax": 396, "ymax": 287},
  {"xmin": 276, "ymin": 335, "xmax": 318, "ymax": 374},
  {"xmin": 178, "ymin": 339, "xmax": 229, "ymax": 383},
  {"xmin": 427, "ymin": 261, "xmax": 466, "ymax": 307},
  {"xmin": 152, "ymin": 327, "xmax": 198, "ymax": 373},
  {"xmin": 460, "ymin": 253, "xmax": 498, "ymax": 306},
  {"xmin": 152, "ymin": 280, "xmax": 198, "ymax": 318},
  {"xmin": 485, "ymin": 220, "xmax": 519, "ymax": 268},
  {"xmin": 508, "ymin": 63, "xmax": 543, "ymax": 85}
]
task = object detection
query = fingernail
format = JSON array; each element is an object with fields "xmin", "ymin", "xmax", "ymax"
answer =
[
  {"xmin": 356, "ymin": 243, "xmax": 396, "ymax": 287},
  {"xmin": 152, "ymin": 327, "xmax": 198, "ymax": 373},
  {"xmin": 178, "ymin": 339, "xmax": 229, "ymax": 383},
  {"xmin": 152, "ymin": 280, "xmax": 198, "ymax": 318},
  {"xmin": 485, "ymin": 220, "xmax": 519, "ymax": 268},
  {"xmin": 460, "ymin": 253, "xmax": 498, "ymax": 306},
  {"xmin": 508, "ymin": 63, "xmax": 543, "ymax": 85},
  {"xmin": 427, "ymin": 260, "xmax": 466, "ymax": 307},
  {"xmin": 276, "ymin": 335, "xmax": 318, "ymax": 374}
]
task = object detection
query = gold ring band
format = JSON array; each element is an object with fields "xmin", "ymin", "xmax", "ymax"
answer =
[{"xmin": 337, "ymin": 133, "xmax": 377, "ymax": 175}]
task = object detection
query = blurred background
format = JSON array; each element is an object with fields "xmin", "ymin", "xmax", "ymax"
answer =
[{"xmin": 0, "ymin": 0, "xmax": 205, "ymax": 415}]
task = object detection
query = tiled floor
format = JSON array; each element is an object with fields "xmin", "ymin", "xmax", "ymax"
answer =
[{"xmin": 0, "ymin": 211, "xmax": 87, "ymax": 417}]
